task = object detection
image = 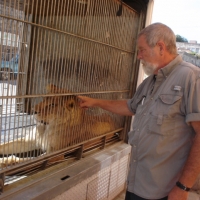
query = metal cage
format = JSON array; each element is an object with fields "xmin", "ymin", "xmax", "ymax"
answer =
[{"xmin": 0, "ymin": 0, "xmax": 147, "ymax": 193}]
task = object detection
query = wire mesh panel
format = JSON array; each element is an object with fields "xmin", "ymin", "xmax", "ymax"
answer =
[
  {"xmin": 0, "ymin": 0, "xmax": 141, "ymax": 188},
  {"xmin": 51, "ymin": 154, "xmax": 130, "ymax": 200}
]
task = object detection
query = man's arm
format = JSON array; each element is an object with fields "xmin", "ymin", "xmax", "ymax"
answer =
[
  {"xmin": 77, "ymin": 96, "xmax": 133, "ymax": 116},
  {"xmin": 168, "ymin": 121, "xmax": 200, "ymax": 200}
]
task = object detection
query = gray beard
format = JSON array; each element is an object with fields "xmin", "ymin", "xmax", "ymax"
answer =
[{"xmin": 141, "ymin": 61, "xmax": 158, "ymax": 76}]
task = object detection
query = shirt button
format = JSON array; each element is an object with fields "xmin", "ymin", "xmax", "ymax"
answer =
[
  {"xmin": 133, "ymin": 160, "xmax": 136, "ymax": 162},
  {"xmin": 151, "ymin": 97, "xmax": 153, "ymax": 100},
  {"xmin": 144, "ymin": 113, "xmax": 146, "ymax": 116},
  {"xmin": 137, "ymin": 129, "xmax": 139, "ymax": 131},
  {"xmin": 134, "ymin": 144, "xmax": 136, "ymax": 147}
]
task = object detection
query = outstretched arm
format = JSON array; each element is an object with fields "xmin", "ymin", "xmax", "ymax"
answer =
[
  {"xmin": 77, "ymin": 96, "xmax": 133, "ymax": 116},
  {"xmin": 168, "ymin": 121, "xmax": 200, "ymax": 200}
]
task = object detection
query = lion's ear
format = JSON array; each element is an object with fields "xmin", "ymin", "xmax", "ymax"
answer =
[
  {"xmin": 46, "ymin": 84, "xmax": 58, "ymax": 93},
  {"xmin": 64, "ymin": 96, "xmax": 78, "ymax": 111}
]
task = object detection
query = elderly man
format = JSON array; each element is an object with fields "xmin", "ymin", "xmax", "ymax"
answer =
[{"xmin": 78, "ymin": 23, "xmax": 200, "ymax": 200}]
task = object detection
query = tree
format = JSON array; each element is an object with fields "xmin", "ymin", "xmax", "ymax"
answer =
[{"xmin": 176, "ymin": 35, "xmax": 188, "ymax": 42}]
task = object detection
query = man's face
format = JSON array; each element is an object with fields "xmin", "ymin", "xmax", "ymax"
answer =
[{"xmin": 137, "ymin": 35, "xmax": 159, "ymax": 75}]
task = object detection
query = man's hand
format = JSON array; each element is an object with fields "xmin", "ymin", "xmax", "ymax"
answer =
[
  {"xmin": 77, "ymin": 96, "xmax": 133, "ymax": 116},
  {"xmin": 77, "ymin": 96, "xmax": 97, "ymax": 109},
  {"xmin": 168, "ymin": 186, "xmax": 188, "ymax": 200}
]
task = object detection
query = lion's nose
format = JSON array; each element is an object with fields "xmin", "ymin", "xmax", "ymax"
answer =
[
  {"xmin": 31, "ymin": 107, "xmax": 37, "ymax": 114},
  {"xmin": 33, "ymin": 111, "xmax": 40, "ymax": 114},
  {"xmin": 41, "ymin": 120, "xmax": 47, "ymax": 125}
]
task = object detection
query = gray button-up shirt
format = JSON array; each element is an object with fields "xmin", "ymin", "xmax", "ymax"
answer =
[{"xmin": 127, "ymin": 55, "xmax": 200, "ymax": 199}]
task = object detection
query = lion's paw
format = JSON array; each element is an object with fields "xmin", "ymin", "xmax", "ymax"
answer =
[{"xmin": 0, "ymin": 155, "xmax": 20, "ymax": 167}]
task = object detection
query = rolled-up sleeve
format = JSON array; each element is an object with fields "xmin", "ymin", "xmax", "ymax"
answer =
[
  {"xmin": 185, "ymin": 71, "xmax": 200, "ymax": 123},
  {"xmin": 127, "ymin": 98, "xmax": 137, "ymax": 114}
]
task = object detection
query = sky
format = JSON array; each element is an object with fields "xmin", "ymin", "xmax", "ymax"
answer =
[{"xmin": 151, "ymin": 0, "xmax": 200, "ymax": 43}]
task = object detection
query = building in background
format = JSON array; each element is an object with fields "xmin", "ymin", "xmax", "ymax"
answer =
[
  {"xmin": 177, "ymin": 42, "xmax": 200, "ymax": 68},
  {"xmin": 177, "ymin": 42, "xmax": 200, "ymax": 54},
  {"xmin": 189, "ymin": 40, "xmax": 197, "ymax": 44}
]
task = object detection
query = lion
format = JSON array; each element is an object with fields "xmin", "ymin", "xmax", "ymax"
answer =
[{"xmin": 0, "ymin": 84, "xmax": 115, "ymax": 166}]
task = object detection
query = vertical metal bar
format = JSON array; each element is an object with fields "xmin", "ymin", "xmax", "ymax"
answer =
[
  {"xmin": 38, "ymin": 0, "xmax": 46, "ymax": 88},
  {"xmin": 42, "ymin": 0, "xmax": 51, "ymax": 89},
  {"xmin": 101, "ymin": 136, "xmax": 106, "ymax": 149},
  {"xmin": 22, "ymin": 0, "xmax": 32, "ymax": 117},
  {"xmin": 0, "ymin": 173, "xmax": 5, "ymax": 193},
  {"xmin": 51, "ymin": 0, "xmax": 66, "ymax": 152},
  {"xmin": 24, "ymin": 3, "xmax": 36, "ymax": 156},
  {"xmin": 31, "ymin": 0, "xmax": 38, "ymax": 94},
  {"xmin": 26, "ymin": 0, "xmax": 35, "ymax": 99},
  {"xmin": 36, "ymin": 0, "xmax": 44, "ymax": 90},
  {"xmin": 97, "ymin": 0, "xmax": 107, "ymax": 92},
  {"xmin": 108, "ymin": 0, "xmax": 115, "ymax": 48},
  {"xmin": 103, "ymin": 0, "xmax": 113, "ymax": 92},
  {"xmin": 83, "ymin": 0, "xmax": 95, "ymax": 91},
  {"xmin": 122, "ymin": 10, "xmax": 145, "ymax": 142},
  {"xmin": 85, "ymin": 0, "xmax": 94, "ymax": 40},
  {"xmin": 50, "ymin": 0, "xmax": 59, "ymax": 88},
  {"xmin": 95, "ymin": 0, "xmax": 103, "ymax": 43},
  {"xmin": 76, "ymin": 145, "xmax": 84, "ymax": 160},
  {"xmin": 125, "ymin": 8, "xmax": 131, "ymax": 51},
  {"xmin": 58, "ymin": 0, "xmax": 67, "ymax": 90}
]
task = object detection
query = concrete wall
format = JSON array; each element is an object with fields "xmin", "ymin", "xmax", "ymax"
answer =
[
  {"xmin": 52, "ymin": 144, "xmax": 130, "ymax": 200},
  {"xmin": 0, "ymin": 143, "xmax": 131, "ymax": 200},
  {"xmin": 180, "ymin": 52, "xmax": 200, "ymax": 68}
]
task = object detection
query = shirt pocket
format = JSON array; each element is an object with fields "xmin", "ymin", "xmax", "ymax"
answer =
[
  {"xmin": 148, "ymin": 114, "xmax": 176, "ymax": 135},
  {"xmin": 159, "ymin": 93, "xmax": 182, "ymax": 105},
  {"xmin": 148, "ymin": 92, "xmax": 183, "ymax": 136}
]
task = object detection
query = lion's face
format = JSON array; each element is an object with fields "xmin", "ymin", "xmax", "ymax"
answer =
[{"xmin": 33, "ymin": 85, "xmax": 83, "ymax": 126}]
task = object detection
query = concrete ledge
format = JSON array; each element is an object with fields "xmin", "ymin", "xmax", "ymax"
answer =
[{"xmin": 0, "ymin": 142, "xmax": 131, "ymax": 200}]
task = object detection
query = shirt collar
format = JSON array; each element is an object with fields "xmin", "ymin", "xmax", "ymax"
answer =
[{"xmin": 158, "ymin": 55, "xmax": 183, "ymax": 78}]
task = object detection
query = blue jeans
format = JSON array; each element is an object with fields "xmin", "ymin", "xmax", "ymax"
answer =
[{"xmin": 125, "ymin": 191, "xmax": 168, "ymax": 200}]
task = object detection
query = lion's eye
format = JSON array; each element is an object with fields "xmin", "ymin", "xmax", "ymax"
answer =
[{"xmin": 69, "ymin": 103, "xmax": 74, "ymax": 108}]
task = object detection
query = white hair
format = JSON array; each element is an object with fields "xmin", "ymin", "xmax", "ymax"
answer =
[{"xmin": 138, "ymin": 23, "xmax": 177, "ymax": 55}]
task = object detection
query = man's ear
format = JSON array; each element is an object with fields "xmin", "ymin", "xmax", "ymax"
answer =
[{"xmin": 156, "ymin": 41, "xmax": 165, "ymax": 55}]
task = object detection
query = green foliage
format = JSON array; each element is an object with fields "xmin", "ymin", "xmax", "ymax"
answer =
[
  {"xmin": 188, "ymin": 52, "xmax": 200, "ymax": 58},
  {"xmin": 176, "ymin": 35, "xmax": 188, "ymax": 42},
  {"xmin": 194, "ymin": 54, "xmax": 200, "ymax": 58}
]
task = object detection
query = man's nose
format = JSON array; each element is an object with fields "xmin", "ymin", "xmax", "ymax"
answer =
[{"xmin": 137, "ymin": 52, "xmax": 142, "ymax": 60}]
